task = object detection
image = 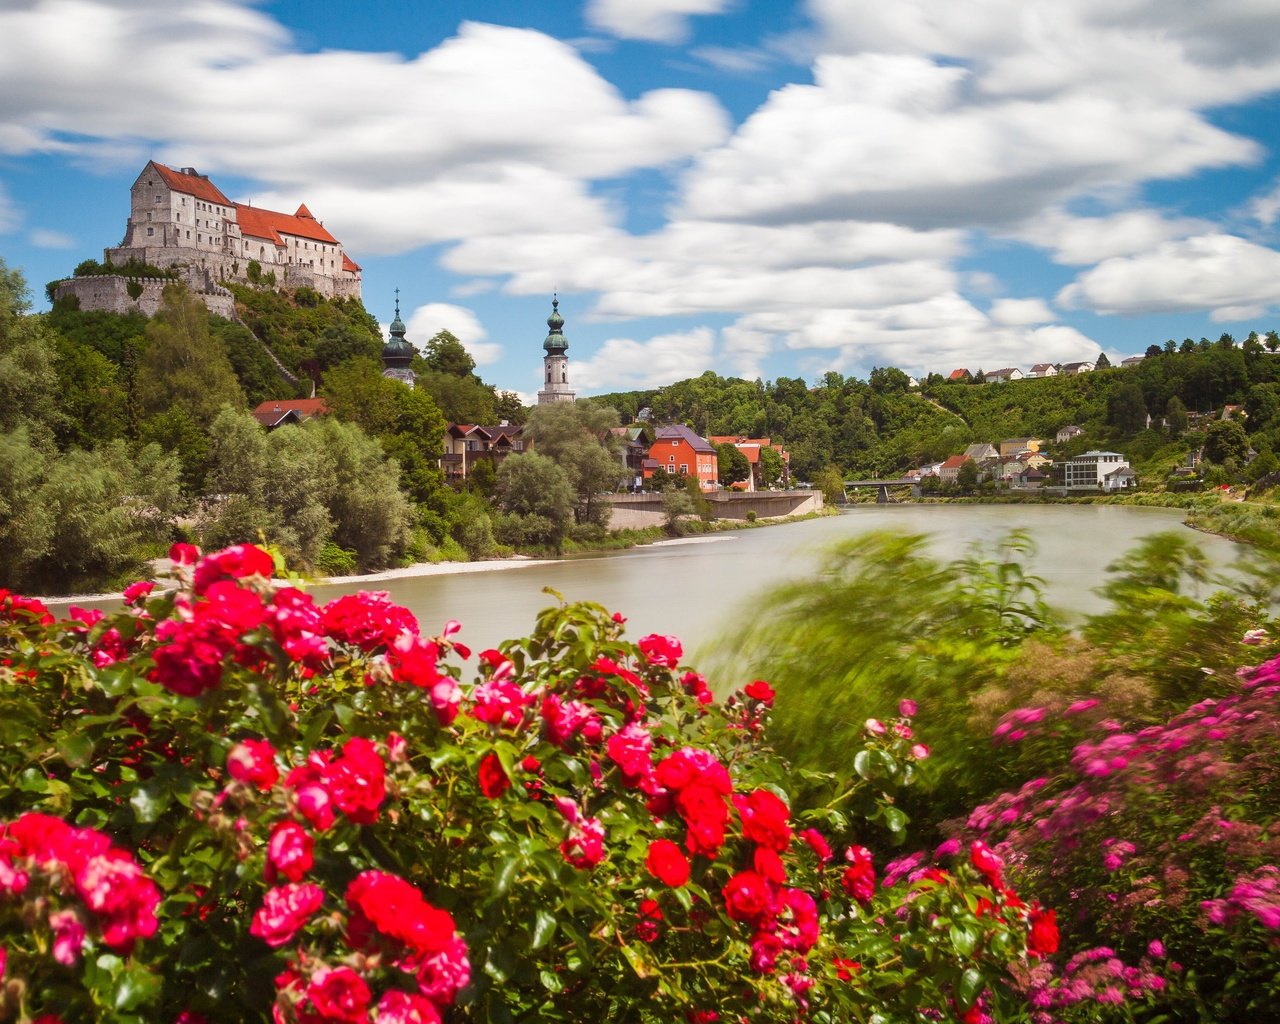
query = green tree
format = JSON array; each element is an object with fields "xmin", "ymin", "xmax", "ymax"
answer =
[
  {"xmin": 715, "ymin": 442, "xmax": 750, "ymax": 487},
  {"xmin": 1166, "ymin": 395, "xmax": 1189, "ymax": 434},
  {"xmin": 815, "ymin": 465, "xmax": 845, "ymax": 505},
  {"xmin": 420, "ymin": 329, "xmax": 476, "ymax": 378},
  {"xmin": 136, "ymin": 284, "xmax": 244, "ymax": 426},
  {"xmin": 322, "ymin": 357, "xmax": 446, "ymax": 503},
  {"xmin": 1203, "ymin": 418, "xmax": 1249, "ymax": 466},
  {"xmin": 661, "ymin": 484, "xmax": 695, "ymax": 535},
  {"xmin": 414, "ymin": 370, "xmax": 497, "ymax": 425},
  {"xmin": 1095, "ymin": 352, "xmax": 1111, "ymax": 369},
  {"xmin": 956, "ymin": 458, "xmax": 979, "ymax": 491},
  {"xmin": 0, "ymin": 261, "xmax": 62, "ymax": 443},
  {"xmin": 494, "ymin": 452, "xmax": 575, "ymax": 552},
  {"xmin": 525, "ymin": 401, "xmax": 624, "ymax": 527},
  {"xmin": 1106, "ymin": 380, "xmax": 1148, "ymax": 434},
  {"xmin": 759, "ymin": 445, "xmax": 785, "ymax": 487}
]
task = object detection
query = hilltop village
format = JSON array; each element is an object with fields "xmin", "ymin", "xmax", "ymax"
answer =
[{"xmin": 6, "ymin": 159, "xmax": 1280, "ymax": 593}]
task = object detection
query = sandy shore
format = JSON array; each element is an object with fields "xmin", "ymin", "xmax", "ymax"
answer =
[{"xmin": 314, "ymin": 556, "xmax": 557, "ymax": 586}]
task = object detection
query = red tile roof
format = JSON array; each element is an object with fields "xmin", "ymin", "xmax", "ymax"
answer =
[
  {"xmin": 342, "ymin": 253, "xmax": 361, "ymax": 273},
  {"xmin": 940, "ymin": 455, "xmax": 970, "ymax": 469},
  {"xmin": 234, "ymin": 202, "xmax": 339, "ymax": 246},
  {"xmin": 948, "ymin": 368, "xmax": 969, "ymax": 380},
  {"xmin": 151, "ymin": 162, "xmax": 231, "ymax": 206},
  {"xmin": 251, "ymin": 398, "xmax": 330, "ymax": 427}
]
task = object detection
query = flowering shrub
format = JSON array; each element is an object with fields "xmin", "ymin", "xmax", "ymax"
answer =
[
  {"xmin": 965, "ymin": 650, "xmax": 1280, "ymax": 1021},
  {"xmin": 1, "ymin": 552, "xmax": 1050, "ymax": 1022}
]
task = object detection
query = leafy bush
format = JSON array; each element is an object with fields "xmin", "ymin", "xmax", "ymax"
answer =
[{"xmin": 0, "ymin": 546, "xmax": 1054, "ymax": 1023}]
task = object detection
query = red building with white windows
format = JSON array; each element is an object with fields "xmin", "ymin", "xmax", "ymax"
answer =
[{"xmin": 644, "ymin": 425, "xmax": 719, "ymax": 492}]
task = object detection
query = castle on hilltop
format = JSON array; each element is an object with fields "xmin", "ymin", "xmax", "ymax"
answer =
[{"xmin": 55, "ymin": 161, "xmax": 361, "ymax": 317}]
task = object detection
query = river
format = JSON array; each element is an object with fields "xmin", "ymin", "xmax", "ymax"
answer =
[{"xmin": 312, "ymin": 505, "xmax": 1247, "ymax": 660}]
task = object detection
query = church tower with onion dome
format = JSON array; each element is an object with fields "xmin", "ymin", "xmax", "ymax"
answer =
[
  {"xmin": 537, "ymin": 296, "xmax": 576, "ymax": 405},
  {"xmin": 382, "ymin": 290, "xmax": 416, "ymax": 387}
]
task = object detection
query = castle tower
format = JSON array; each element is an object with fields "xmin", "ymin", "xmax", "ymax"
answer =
[
  {"xmin": 537, "ymin": 296, "xmax": 576, "ymax": 405},
  {"xmin": 382, "ymin": 291, "xmax": 416, "ymax": 387}
]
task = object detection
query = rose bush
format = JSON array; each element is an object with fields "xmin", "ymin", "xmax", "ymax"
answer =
[{"xmin": 2, "ymin": 547, "xmax": 1056, "ymax": 1022}]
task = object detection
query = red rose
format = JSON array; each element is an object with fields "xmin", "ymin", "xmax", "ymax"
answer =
[
  {"xmin": 646, "ymin": 839, "xmax": 691, "ymax": 887},
  {"xmin": 226, "ymin": 739, "xmax": 278, "ymax": 791},
  {"xmin": 192, "ymin": 543, "xmax": 274, "ymax": 595},
  {"xmin": 477, "ymin": 751, "xmax": 510, "ymax": 799},
  {"xmin": 1028, "ymin": 906, "xmax": 1059, "ymax": 956},
  {"xmin": 303, "ymin": 965, "xmax": 370, "ymax": 1023},
  {"xmin": 723, "ymin": 870, "xmax": 773, "ymax": 924},
  {"xmin": 638, "ymin": 633, "xmax": 683, "ymax": 667},
  {"xmin": 744, "ymin": 680, "xmax": 775, "ymax": 705},
  {"xmin": 328, "ymin": 737, "xmax": 386, "ymax": 824},
  {"xmin": 969, "ymin": 840, "xmax": 1004, "ymax": 888},
  {"xmin": 266, "ymin": 820, "xmax": 313, "ymax": 883},
  {"xmin": 841, "ymin": 846, "xmax": 875, "ymax": 904},
  {"xmin": 249, "ymin": 883, "xmax": 325, "ymax": 947},
  {"xmin": 733, "ymin": 789, "xmax": 792, "ymax": 851}
]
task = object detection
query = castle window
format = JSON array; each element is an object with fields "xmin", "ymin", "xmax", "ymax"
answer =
[
  {"xmin": 186, "ymin": 231, "xmax": 190, "ymax": 238},
  {"xmin": 147, "ymin": 227, "xmax": 154, "ymax": 236},
  {"xmin": 154, "ymin": 195, "xmax": 161, "ymax": 203}
]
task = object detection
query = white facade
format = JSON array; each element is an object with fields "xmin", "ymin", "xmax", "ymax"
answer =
[{"xmin": 1063, "ymin": 451, "xmax": 1131, "ymax": 488}]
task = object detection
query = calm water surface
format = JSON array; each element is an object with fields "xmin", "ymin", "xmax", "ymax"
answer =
[{"xmin": 313, "ymin": 505, "xmax": 1246, "ymax": 659}]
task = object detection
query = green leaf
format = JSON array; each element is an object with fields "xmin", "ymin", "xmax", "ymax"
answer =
[
  {"xmin": 129, "ymin": 781, "xmax": 171, "ymax": 823},
  {"xmin": 57, "ymin": 731, "xmax": 96, "ymax": 767},
  {"xmin": 853, "ymin": 749, "xmax": 872, "ymax": 779},
  {"xmin": 949, "ymin": 922, "xmax": 978, "ymax": 957},
  {"xmin": 492, "ymin": 856, "xmax": 519, "ymax": 897},
  {"xmin": 531, "ymin": 909, "xmax": 556, "ymax": 950},
  {"xmin": 113, "ymin": 963, "xmax": 162, "ymax": 1012},
  {"xmin": 539, "ymin": 968, "xmax": 563, "ymax": 993},
  {"xmin": 881, "ymin": 805, "xmax": 908, "ymax": 835},
  {"xmin": 955, "ymin": 967, "xmax": 984, "ymax": 1011}
]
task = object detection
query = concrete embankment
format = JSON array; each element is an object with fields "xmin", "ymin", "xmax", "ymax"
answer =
[{"xmin": 604, "ymin": 489, "xmax": 823, "ymax": 529}]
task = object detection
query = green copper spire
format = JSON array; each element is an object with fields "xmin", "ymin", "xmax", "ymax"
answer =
[
  {"xmin": 543, "ymin": 295, "xmax": 568, "ymax": 354},
  {"xmin": 383, "ymin": 289, "xmax": 414, "ymax": 370}
]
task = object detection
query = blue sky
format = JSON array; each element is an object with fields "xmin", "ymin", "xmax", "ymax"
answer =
[{"xmin": 4, "ymin": 0, "xmax": 1280, "ymax": 400}]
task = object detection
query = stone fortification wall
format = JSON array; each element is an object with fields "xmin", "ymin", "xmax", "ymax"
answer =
[
  {"xmin": 55, "ymin": 274, "xmax": 235, "ymax": 320},
  {"xmin": 104, "ymin": 246, "xmax": 360, "ymax": 301}
]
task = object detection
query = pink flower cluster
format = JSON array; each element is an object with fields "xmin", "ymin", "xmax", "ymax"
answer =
[
  {"xmin": 1202, "ymin": 865, "xmax": 1280, "ymax": 929},
  {"xmin": 0, "ymin": 813, "xmax": 160, "ymax": 962}
]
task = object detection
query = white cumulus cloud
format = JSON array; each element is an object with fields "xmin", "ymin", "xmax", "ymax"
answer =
[
  {"xmin": 573, "ymin": 327, "xmax": 717, "ymax": 390},
  {"xmin": 586, "ymin": 0, "xmax": 735, "ymax": 43},
  {"xmin": 1057, "ymin": 234, "xmax": 1280, "ymax": 320},
  {"xmin": 403, "ymin": 302, "xmax": 502, "ymax": 366},
  {"xmin": 989, "ymin": 298, "xmax": 1054, "ymax": 326}
]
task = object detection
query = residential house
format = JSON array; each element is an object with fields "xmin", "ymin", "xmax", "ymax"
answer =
[
  {"xmin": 1056, "ymin": 424, "xmax": 1085, "ymax": 444},
  {"xmin": 1061, "ymin": 360, "xmax": 1095, "ymax": 375},
  {"xmin": 938, "ymin": 455, "xmax": 972, "ymax": 483},
  {"xmin": 646, "ymin": 425, "xmax": 719, "ymax": 492},
  {"xmin": 1120, "ymin": 355, "xmax": 1145, "ymax": 368},
  {"xmin": 709, "ymin": 435, "xmax": 791, "ymax": 491},
  {"xmin": 986, "ymin": 367, "xmax": 1024, "ymax": 383},
  {"xmin": 999, "ymin": 437, "xmax": 1041, "ymax": 457},
  {"xmin": 441, "ymin": 423, "xmax": 528, "ymax": 483},
  {"xmin": 1020, "ymin": 451, "xmax": 1053, "ymax": 471},
  {"xmin": 1015, "ymin": 467, "xmax": 1047, "ymax": 488},
  {"xmin": 963, "ymin": 442, "xmax": 999, "ymax": 463},
  {"xmin": 611, "ymin": 425, "xmax": 653, "ymax": 487},
  {"xmin": 1063, "ymin": 451, "xmax": 1134, "ymax": 490},
  {"xmin": 1028, "ymin": 363, "xmax": 1058, "ymax": 378},
  {"xmin": 948, "ymin": 368, "xmax": 971, "ymax": 382},
  {"xmin": 251, "ymin": 398, "xmax": 330, "ymax": 429}
]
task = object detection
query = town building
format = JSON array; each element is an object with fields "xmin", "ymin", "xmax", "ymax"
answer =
[
  {"xmin": 1061, "ymin": 360, "xmax": 1095, "ymax": 375},
  {"xmin": 646, "ymin": 425, "xmax": 719, "ymax": 492},
  {"xmin": 986, "ymin": 367, "xmax": 1023, "ymax": 383},
  {"xmin": 709, "ymin": 436, "xmax": 791, "ymax": 491},
  {"xmin": 938, "ymin": 454, "xmax": 971, "ymax": 483},
  {"xmin": 610, "ymin": 425, "xmax": 654, "ymax": 488},
  {"xmin": 251, "ymin": 398, "xmax": 330, "ymax": 430},
  {"xmin": 537, "ymin": 297, "xmax": 575, "ymax": 405},
  {"xmin": 441, "ymin": 423, "xmax": 528, "ymax": 484},
  {"xmin": 57, "ymin": 162, "xmax": 361, "ymax": 315},
  {"xmin": 1121, "ymin": 355, "xmax": 1145, "ymax": 368},
  {"xmin": 1028, "ymin": 363, "xmax": 1058, "ymax": 378},
  {"xmin": 1056, "ymin": 425, "xmax": 1085, "ymax": 444},
  {"xmin": 963, "ymin": 442, "xmax": 999, "ymax": 463},
  {"xmin": 948, "ymin": 368, "xmax": 971, "ymax": 382},
  {"xmin": 999, "ymin": 437, "xmax": 1041, "ymax": 458},
  {"xmin": 1063, "ymin": 451, "xmax": 1135, "ymax": 490}
]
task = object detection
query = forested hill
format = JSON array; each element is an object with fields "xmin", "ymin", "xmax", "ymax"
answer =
[{"xmin": 591, "ymin": 335, "xmax": 1280, "ymax": 481}]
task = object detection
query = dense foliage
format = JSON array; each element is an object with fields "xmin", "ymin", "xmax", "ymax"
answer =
[
  {"xmin": 709, "ymin": 528, "xmax": 1280, "ymax": 1020},
  {"xmin": 0, "ymin": 546, "xmax": 1061, "ymax": 1023}
]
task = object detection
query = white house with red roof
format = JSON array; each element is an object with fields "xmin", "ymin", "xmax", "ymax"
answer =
[{"xmin": 104, "ymin": 161, "xmax": 360, "ymax": 300}]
